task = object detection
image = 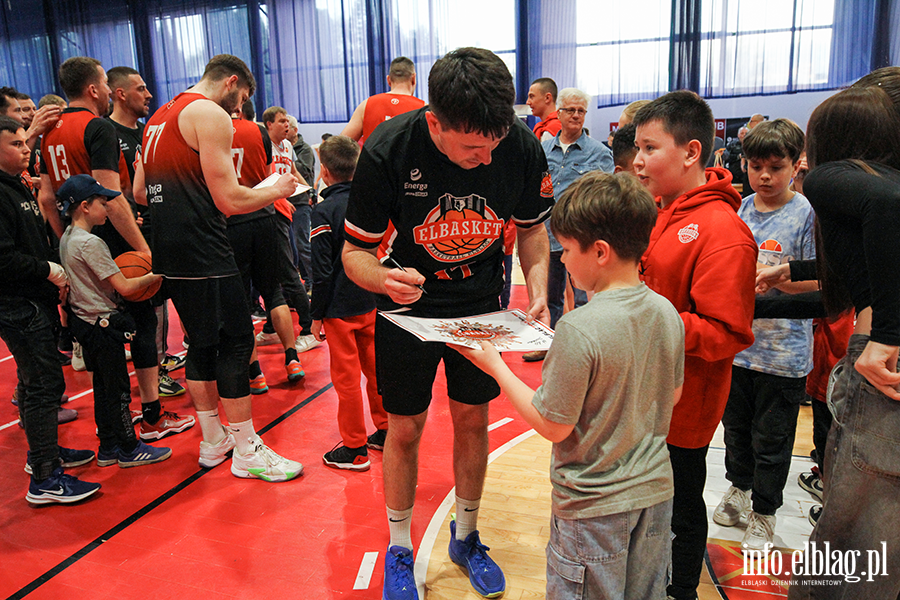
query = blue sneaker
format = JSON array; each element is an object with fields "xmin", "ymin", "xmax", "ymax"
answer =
[
  {"xmin": 26, "ymin": 467, "xmax": 101, "ymax": 505},
  {"xmin": 383, "ymin": 545, "xmax": 418, "ymax": 600},
  {"xmin": 99, "ymin": 441, "xmax": 172, "ymax": 468},
  {"xmin": 97, "ymin": 446, "xmax": 120, "ymax": 467},
  {"xmin": 25, "ymin": 446, "xmax": 95, "ymax": 474},
  {"xmin": 448, "ymin": 520, "xmax": 506, "ymax": 598}
]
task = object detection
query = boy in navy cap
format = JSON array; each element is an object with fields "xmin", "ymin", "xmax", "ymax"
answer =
[{"xmin": 59, "ymin": 174, "xmax": 172, "ymax": 468}]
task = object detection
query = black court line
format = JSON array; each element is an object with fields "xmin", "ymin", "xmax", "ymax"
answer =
[
  {"xmin": 6, "ymin": 382, "xmax": 333, "ymax": 600},
  {"xmin": 704, "ymin": 549, "xmax": 732, "ymax": 599}
]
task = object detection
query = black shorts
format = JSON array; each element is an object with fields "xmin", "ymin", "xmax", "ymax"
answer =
[
  {"xmin": 166, "ymin": 275, "xmax": 253, "ymax": 348},
  {"xmin": 375, "ymin": 313, "xmax": 500, "ymax": 416},
  {"xmin": 226, "ymin": 216, "xmax": 285, "ymax": 310}
]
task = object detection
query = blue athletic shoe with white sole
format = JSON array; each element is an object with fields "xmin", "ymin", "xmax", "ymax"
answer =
[
  {"xmin": 26, "ymin": 467, "xmax": 101, "ymax": 505},
  {"xmin": 449, "ymin": 519, "xmax": 506, "ymax": 598},
  {"xmin": 98, "ymin": 441, "xmax": 172, "ymax": 468},
  {"xmin": 25, "ymin": 446, "xmax": 95, "ymax": 474},
  {"xmin": 383, "ymin": 545, "xmax": 418, "ymax": 600}
]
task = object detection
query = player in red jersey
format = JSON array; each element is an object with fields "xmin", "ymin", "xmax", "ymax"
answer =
[
  {"xmin": 341, "ymin": 57, "xmax": 425, "ymax": 145},
  {"xmin": 134, "ymin": 54, "xmax": 302, "ymax": 482},
  {"xmin": 38, "ymin": 57, "xmax": 147, "ymax": 255}
]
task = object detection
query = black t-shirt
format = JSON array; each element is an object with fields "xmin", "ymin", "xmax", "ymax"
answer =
[
  {"xmin": 345, "ymin": 108, "xmax": 553, "ymax": 317},
  {"xmin": 109, "ymin": 118, "xmax": 144, "ymax": 183},
  {"xmin": 805, "ymin": 160, "xmax": 900, "ymax": 345}
]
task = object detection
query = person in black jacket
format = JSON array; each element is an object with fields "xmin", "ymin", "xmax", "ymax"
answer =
[
  {"xmin": 0, "ymin": 115, "xmax": 100, "ymax": 504},
  {"xmin": 309, "ymin": 135, "xmax": 388, "ymax": 471}
]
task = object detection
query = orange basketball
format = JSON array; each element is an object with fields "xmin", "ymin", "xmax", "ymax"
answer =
[
  {"xmin": 759, "ymin": 239, "xmax": 783, "ymax": 252},
  {"xmin": 431, "ymin": 208, "xmax": 489, "ymax": 257},
  {"xmin": 114, "ymin": 251, "xmax": 160, "ymax": 302}
]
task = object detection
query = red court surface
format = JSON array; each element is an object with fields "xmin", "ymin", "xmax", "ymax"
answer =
[{"xmin": 0, "ymin": 286, "xmax": 790, "ymax": 600}]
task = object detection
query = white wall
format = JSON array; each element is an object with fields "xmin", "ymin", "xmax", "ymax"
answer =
[
  {"xmin": 296, "ymin": 123, "xmax": 345, "ymax": 147},
  {"xmin": 588, "ymin": 90, "xmax": 839, "ymax": 140}
]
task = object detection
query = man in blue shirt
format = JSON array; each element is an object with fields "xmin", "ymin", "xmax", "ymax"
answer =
[{"xmin": 524, "ymin": 87, "xmax": 613, "ymax": 361}]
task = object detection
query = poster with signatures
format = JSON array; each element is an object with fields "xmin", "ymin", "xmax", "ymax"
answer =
[{"xmin": 379, "ymin": 309, "xmax": 554, "ymax": 351}]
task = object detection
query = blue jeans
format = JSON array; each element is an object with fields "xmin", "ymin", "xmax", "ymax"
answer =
[
  {"xmin": 291, "ymin": 203, "xmax": 312, "ymax": 283},
  {"xmin": 788, "ymin": 335, "xmax": 900, "ymax": 598},
  {"xmin": 548, "ymin": 251, "xmax": 567, "ymax": 328},
  {"xmin": 0, "ymin": 297, "xmax": 63, "ymax": 481},
  {"xmin": 546, "ymin": 499, "xmax": 672, "ymax": 600}
]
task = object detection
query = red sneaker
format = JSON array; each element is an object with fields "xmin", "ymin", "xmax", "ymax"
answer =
[
  {"xmin": 250, "ymin": 373, "xmax": 268, "ymax": 394},
  {"xmin": 140, "ymin": 411, "xmax": 196, "ymax": 441},
  {"xmin": 285, "ymin": 359, "xmax": 305, "ymax": 382}
]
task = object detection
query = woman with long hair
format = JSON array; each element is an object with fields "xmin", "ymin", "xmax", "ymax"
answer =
[{"xmin": 787, "ymin": 80, "xmax": 900, "ymax": 598}]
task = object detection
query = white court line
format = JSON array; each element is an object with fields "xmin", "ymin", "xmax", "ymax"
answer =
[
  {"xmin": 413, "ymin": 428, "xmax": 538, "ymax": 598},
  {"xmin": 487, "ymin": 417, "xmax": 513, "ymax": 432},
  {"xmin": 0, "ymin": 354, "xmax": 14, "ymax": 363},
  {"xmin": 353, "ymin": 551, "xmax": 380, "ymax": 590}
]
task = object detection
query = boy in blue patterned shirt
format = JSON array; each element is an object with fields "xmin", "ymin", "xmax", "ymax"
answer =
[{"xmin": 713, "ymin": 119, "xmax": 817, "ymax": 552}]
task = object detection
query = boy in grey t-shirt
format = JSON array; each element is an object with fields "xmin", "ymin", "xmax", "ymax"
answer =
[
  {"xmin": 58, "ymin": 175, "xmax": 172, "ymax": 469},
  {"xmin": 461, "ymin": 172, "xmax": 684, "ymax": 599}
]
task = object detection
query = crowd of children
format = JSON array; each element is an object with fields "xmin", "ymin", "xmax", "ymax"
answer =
[{"xmin": 3, "ymin": 48, "xmax": 900, "ymax": 600}]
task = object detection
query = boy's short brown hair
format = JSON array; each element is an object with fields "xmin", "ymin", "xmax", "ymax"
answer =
[
  {"xmin": 551, "ymin": 171, "xmax": 657, "ymax": 261},
  {"xmin": 318, "ymin": 135, "xmax": 360, "ymax": 182},
  {"xmin": 633, "ymin": 90, "xmax": 714, "ymax": 166},
  {"xmin": 741, "ymin": 118, "xmax": 804, "ymax": 163}
]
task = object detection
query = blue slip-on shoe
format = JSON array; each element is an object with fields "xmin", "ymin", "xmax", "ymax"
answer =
[
  {"xmin": 383, "ymin": 545, "xmax": 418, "ymax": 600},
  {"xmin": 116, "ymin": 441, "xmax": 172, "ymax": 468},
  {"xmin": 26, "ymin": 467, "xmax": 101, "ymax": 505},
  {"xmin": 449, "ymin": 519, "xmax": 506, "ymax": 598}
]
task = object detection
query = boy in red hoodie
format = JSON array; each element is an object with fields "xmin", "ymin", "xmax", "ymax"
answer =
[{"xmin": 633, "ymin": 90, "xmax": 757, "ymax": 600}]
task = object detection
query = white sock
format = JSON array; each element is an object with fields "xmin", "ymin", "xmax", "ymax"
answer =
[
  {"xmin": 386, "ymin": 506, "xmax": 414, "ymax": 551},
  {"xmin": 196, "ymin": 409, "xmax": 225, "ymax": 444},
  {"xmin": 227, "ymin": 418, "xmax": 260, "ymax": 455},
  {"xmin": 455, "ymin": 495, "xmax": 480, "ymax": 540}
]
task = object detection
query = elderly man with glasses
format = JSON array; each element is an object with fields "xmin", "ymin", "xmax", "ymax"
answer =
[{"xmin": 524, "ymin": 87, "xmax": 613, "ymax": 362}]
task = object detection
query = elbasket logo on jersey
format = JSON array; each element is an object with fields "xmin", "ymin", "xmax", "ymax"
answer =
[
  {"xmin": 678, "ymin": 223, "xmax": 699, "ymax": 244},
  {"xmin": 540, "ymin": 171, "xmax": 553, "ymax": 198},
  {"xmin": 391, "ymin": 97, "xmax": 400, "ymax": 105},
  {"xmin": 413, "ymin": 193, "xmax": 503, "ymax": 262}
]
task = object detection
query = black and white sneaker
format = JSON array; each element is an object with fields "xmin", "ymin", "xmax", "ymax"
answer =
[
  {"xmin": 323, "ymin": 444, "xmax": 370, "ymax": 471},
  {"xmin": 367, "ymin": 429, "xmax": 387, "ymax": 451},
  {"xmin": 160, "ymin": 354, "xmax": 187, "ymax": 373},
  {"xmin": 809, "ymin": 504, "xmax": 822, "ymax": 526},
  {"xmin": 798, "ymin": 468, "xmax": 823, "ymax": 502},
  {"xmin": 159, "ymin": 372, "xmax": 186, "ymax": 397}
]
